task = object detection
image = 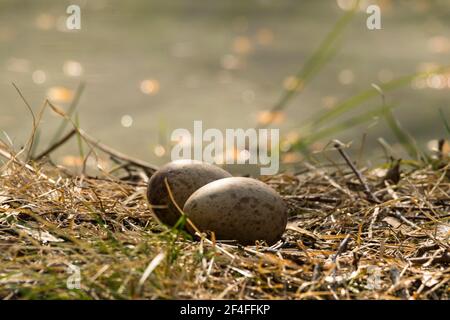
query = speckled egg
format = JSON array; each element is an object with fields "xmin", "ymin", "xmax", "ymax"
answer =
[
  {"xmin": 146, "ymin": 159, "xmax": 232, "ymax": 226},
  {"xmin": 183, "ymin": 177, "xmax": 287, "ymax": 245}
]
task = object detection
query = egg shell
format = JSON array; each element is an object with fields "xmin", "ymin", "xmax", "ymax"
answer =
[
  {"xmin": 183, "ymin": 177, "xmax": 287, "ymax": 245},
  {"xmin": 146, "ymin": 159, "xmax": 232, "ymax": 226}
]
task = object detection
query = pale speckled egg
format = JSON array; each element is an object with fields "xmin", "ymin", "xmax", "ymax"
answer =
[
  {"xmin": 146, "ymin": 160, "xmax": 232, "ymax": 226},
  {"xmin": 183, "ymin": 177, "xmax": 287, "ymax": 245}
]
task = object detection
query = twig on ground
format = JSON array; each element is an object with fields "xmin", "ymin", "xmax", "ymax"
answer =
[
  {"xmin": 34, "ymin": 129, "xmax": 77, "ymax": 161},
  {"xmin": 409, "ymin": 250, "xmax": 450, "ymax": 265},
  {"xmin": 334, "ymin": 140, "xmax": 380, "ymax": 203},
  {"xmin": 79, "ymin": 129, "xmax": 158, "ymax": 173},
  {"xmin": 47, "ymin": 100, "xmax": 158, "ymax": 174}
]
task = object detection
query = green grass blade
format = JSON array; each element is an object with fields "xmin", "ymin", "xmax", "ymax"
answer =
[
  {"xmin": 310, "ymin": 66, "xmax": 450, "ymax": 128},
  {"xmin": 269, "ymin": 0, "xmax": 360, "ymax": 114},
  {"xmin": 382, "ymin": 105, "xmax": 421, "ymax": 160},
  {"xmin": 74, "ymin": 112, "xmax": 84, "ymax": 159},
  {"xmin": 301, "ymin": 104, "xmax": 396, "ymax": 146},
  {"xmin": 29, "ymin": 128, "xmax": 41, "ymax": 159},
  {"xmin": 439, "ymin": 108, "xmax": 450, "ymax": 138}
]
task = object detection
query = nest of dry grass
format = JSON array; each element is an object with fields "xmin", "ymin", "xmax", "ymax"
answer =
[{"xmin": 0, "ymin": 149, "xmax": 449, "ymax": 300}]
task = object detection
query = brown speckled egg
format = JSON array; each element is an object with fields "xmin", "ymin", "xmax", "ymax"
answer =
[
  {"xmin": 146, "ymin": 160, "xmax": 232, "ymax": 226},
  {"xmin": 183, "ymin": 177, "xmax": 287, "ymax": 245}
]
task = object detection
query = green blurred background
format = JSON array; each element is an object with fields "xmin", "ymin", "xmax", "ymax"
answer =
[{"xmin": 0, "ymin": 0, "xmax": 449, "ymax": 172}]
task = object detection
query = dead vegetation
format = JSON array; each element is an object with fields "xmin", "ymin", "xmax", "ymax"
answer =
[{"xmin": 0, "ymin": 142, "xmax": 449, "ymax": 300}]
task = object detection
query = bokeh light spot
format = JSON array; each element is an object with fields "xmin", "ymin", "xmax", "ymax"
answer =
[
  {"xmin": 121, "ymin": 115, "xmax": 133, "ymax": 128},
  {"xmin": 140, "ymin": 79, "xmax": 160, "ymax": 95},
  {"xmin": 32, "ymin": 70, "xmax": 47, "ymax": 84}
]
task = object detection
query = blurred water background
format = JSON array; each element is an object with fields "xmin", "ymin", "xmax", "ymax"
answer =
[{"xmin": 0, "ymin": 0, "xmax": 449, "ymax": 172}]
